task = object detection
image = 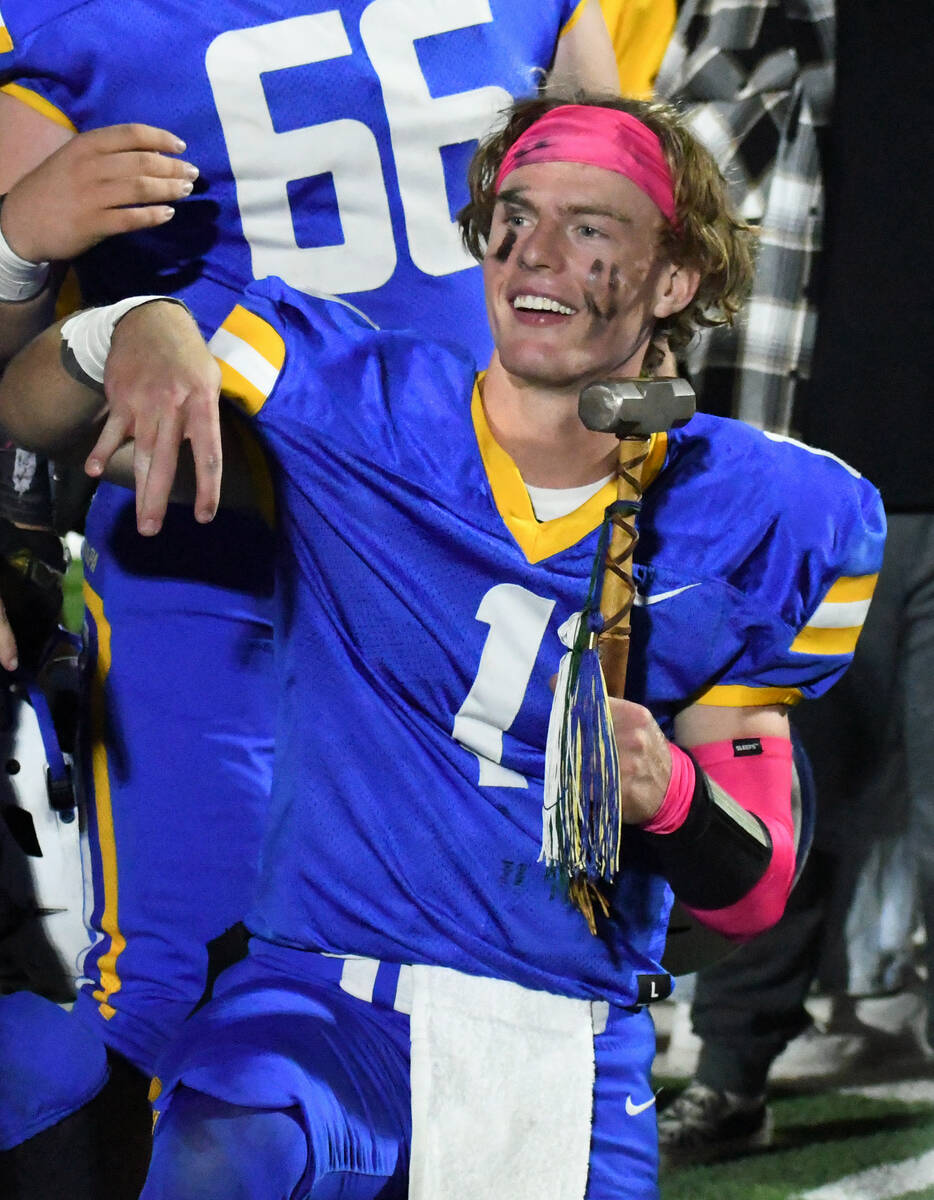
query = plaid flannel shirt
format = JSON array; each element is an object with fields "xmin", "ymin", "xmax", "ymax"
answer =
[{"xmin": 655, "ymin": 0, "xmax": 834, "ymax": 432}]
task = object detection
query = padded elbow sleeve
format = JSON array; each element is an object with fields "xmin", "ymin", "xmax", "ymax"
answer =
[
  {"xmin": 685, "ymin": 737, "xmax": 795, "ymax": 937},
  {"xmin": 637, "ymin": 747, "xmax": 774, "ymax": 910}
]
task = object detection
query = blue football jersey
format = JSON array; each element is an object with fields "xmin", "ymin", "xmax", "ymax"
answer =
[
  {"xmin": 0, "ymin": 0, "xmax": 581, "ymax": 359},
  {"xmin": 0, "ymin": 0, "xmax": 582, "ymax": 1067},
  {"xmin": 208, "ymin": 278, "xmax": 886, "ymax": 1008}
]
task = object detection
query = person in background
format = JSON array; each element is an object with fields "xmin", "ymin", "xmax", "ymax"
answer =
[
  {"xmin": 654, "ymin": 0, "xmax": 932, "ymax": 1163},
  {"xmin": 600, "ymin": 0, "xmax": 676, "ymax": 98}
]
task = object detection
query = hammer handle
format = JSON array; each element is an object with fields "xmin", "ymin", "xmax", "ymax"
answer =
[{"xmin": 598, "ymin": 438, "xmax": 650, "ymax": 698}]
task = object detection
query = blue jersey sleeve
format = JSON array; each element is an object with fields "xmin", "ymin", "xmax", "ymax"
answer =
[
  {"xmin": 695, "ymin": 429, "xmax": 886, "ymax": 708},
  {"xmin": 0, "ymin": 1, "xmax": 87, "ymax": 127},
  {"xmin": 207, "ymin": 279, "xmax": 377, "ymax": 423},
  {"xmin": 207, "ymin": 276, "xmax": 476, "ymax": 455}
]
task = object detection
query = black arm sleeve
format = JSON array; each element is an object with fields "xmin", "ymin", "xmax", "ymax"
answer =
[{"xmin": 630, "ymin": 749, "xmax": 773, "ymax": 909}]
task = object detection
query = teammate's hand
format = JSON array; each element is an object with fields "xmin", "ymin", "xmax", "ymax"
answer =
[
  {"xmin": 609, "ymin": 697, "xmax": 673, "ymax": 825},
  {"xmin": 0, "ymin": 124, "xmax": 198, "ymax": 264},
  {"xmin": 87, "ymin": 301, "xmax": 222, "ymax": 535}
]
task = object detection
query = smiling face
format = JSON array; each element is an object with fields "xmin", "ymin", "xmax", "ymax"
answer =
[{"xmin": 482, "ymin": 161, "xmax": 697, "ymax": 392}]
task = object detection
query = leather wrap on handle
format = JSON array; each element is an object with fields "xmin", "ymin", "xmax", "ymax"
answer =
[{"xmin": 597, "ymin": 438, "xmax": 651, "ymax": 698}]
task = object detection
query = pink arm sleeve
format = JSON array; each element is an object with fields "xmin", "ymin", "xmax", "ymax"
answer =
[{"xmin": 646, "ymin": 737, "xmax": 795, "ymax": 939}]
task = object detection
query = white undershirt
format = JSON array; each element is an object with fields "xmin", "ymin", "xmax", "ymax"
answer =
[{"xmin": 524, "ymin": 473, "xmax": 614, "ymax": 521}]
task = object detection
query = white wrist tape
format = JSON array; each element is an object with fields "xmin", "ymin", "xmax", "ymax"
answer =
[
  {"xmin": 60, "ymin": 296, "xmax": 179, "ymax": 389},
  {"xmin": 0, "ymin": 213, "xmax": 51, "ymax": 302}
]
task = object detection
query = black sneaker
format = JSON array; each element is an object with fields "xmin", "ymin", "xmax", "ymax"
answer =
[{"xmin": 657, "ymin": 1082, "xmax": 773, "ymax": 1166}]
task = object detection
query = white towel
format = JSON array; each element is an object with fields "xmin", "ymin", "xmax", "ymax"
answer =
[{"xmin": 409, "ymin": 965, "xmax": 595, "ymax": 1200}]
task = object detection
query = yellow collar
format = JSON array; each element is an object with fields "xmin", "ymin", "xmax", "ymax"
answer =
[{"xmin": 471, "ymin": 379, "xmax": 666, "ymax": 564}]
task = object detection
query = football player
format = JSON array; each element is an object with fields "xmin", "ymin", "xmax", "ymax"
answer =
[
  {"xmin": 0, "ymin": 91, "xmax": 885, "ymax": 1200},
  {"xmin": 0, "ymin": 1, "xmax": 619, "ymax": 1194}
]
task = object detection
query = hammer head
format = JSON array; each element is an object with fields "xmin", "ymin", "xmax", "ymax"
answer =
[{"xmin": 579, "ymin": 378, "xmax": 696, "ymax": 438}]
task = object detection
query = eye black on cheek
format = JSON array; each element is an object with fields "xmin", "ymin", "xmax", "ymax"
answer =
[
  {"xmin": 583, "ymin": 288, "xmax": 618, "ymax": 325},
  {"xmin": 494, "ymin": 229, "xmax": 517, "ymax": 262},
  {"xmin": 583, "ymin": 290, "xmax": 602, "ymax": 321},
  {"xmin": 608, "ymin": 264, "xmax": 620, "ymax": 293},
  {"xmin": 589, "ymin": 259, "xmax": 604, "ymax": 278}
]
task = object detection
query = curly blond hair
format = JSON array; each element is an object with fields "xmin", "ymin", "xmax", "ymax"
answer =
[{"xmin": 458, "ymin": 91, "xmax": 755, "ymax": 371}]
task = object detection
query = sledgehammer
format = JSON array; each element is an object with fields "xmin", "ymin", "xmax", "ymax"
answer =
[{"xmin": 577, "ymin": 378, "xmax": 695, "ymax": 695}]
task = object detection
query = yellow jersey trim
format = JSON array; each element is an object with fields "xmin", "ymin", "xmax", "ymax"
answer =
[
  {"xmin": 559, "ymin": 0, "xmax": 589, "ymax": 39},
  {"xmin": 84, "ymin": 582, "xmax": 126, "ymax": 1019},
  {"xmin": 209, "ymin": 305, "xmax": 286, "ymax": 416},
  {"xmin": 473, "ymin": 381, "xmax": 616, "ymax": 564},
  {"xmin": 223, "ymin": 304, "xmax": 286, "ymax": 371},
  {"xmin": 695, "ymin": 683, "xmax": 803, "ymax": 708},
  {"xmin": 789, "ymin": 573, "xmax": 877, "ymax": 656},
  {"xmin": 216, "ymin": 358, "xmax": 267, "ymax": 418},
  {"xmin": 150, "ymin": 1076, "xmax": 163, "ymax": 1131},
  {"xmin": 0, "ymin": 26, "xmax": 12, "ymax": 54},
  {"xmin": 472, "ymin": 380, "xmax": 664, "ymax": 564},
  {"xmin": 823, "ymin": 573, "xmax": 878, "ymax": 603},
  {"xmin": 0, "ymin": 82, "xmax": 77, "ymax": 131},
  {"xmin": 790, "ymin": 625, "xmax": 863, "ymax": 657}
]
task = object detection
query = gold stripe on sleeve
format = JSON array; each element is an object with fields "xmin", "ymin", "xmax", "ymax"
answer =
[
  {"xmin": 210, "ymin": 305, "xmax": 286, "ymax": 415},
  {"xmin": 790, "ymin": 624, "xmax": 863, "ymax": 657},
  {"xmin": 149, "ymin": 1077, "xmax": 163, "ymax": 1131},
  {"xmin": 222, "ymin": 304, "xmax": 286, "ymax": 372},
  {"xmin": 0, "ymin": 27, "xmax": 13, "ymax": 53},
  {"xmin": 0, "ymin": 82, "xmax": 77, "ymax": 131},
  {"xmin": 788, "ymin": 573, "xmax": 877, "ymax": 655},
  {"xmin": 822, "ymin": 573, "xmax": 879, "ymax": 603},
  {"xmin": 217, "ymin": 357, "xmax": 268, "ymax": 418},
  {"xmin": 695, "ymin": 683, "xmax": 803, "ymax": 708}
]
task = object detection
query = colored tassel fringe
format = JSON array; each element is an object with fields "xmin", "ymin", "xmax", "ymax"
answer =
[{"xmin": 542, "ymin": 515, "xmax": 624, "ymax": 934}]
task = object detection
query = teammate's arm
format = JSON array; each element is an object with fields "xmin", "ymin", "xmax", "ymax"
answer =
[
  {"xmin": 0, "ymin": 101, "xmax": 198, "ymax": 363},
  {"xmin": 1, "ymin": 123, "xmax": 197, "ymax": 268},
  {"xmin": 0, "ymin": 94, "xmax": 73, "ymax": 367},
  {"xmin": 0, "ymin": 96, "xmax": 78, "ymax": 669},
  {"xmin": 0, "ymin": 299, "xmax": 248, "ymax": 531},
  {"xmin": 0, "ymin": 97, "xmax": 200, "ymax": 665},
  {"xmin": 549, "ymin": 0, "xmax": 620, "ymax": 94},
  {"xmin": 613, "ymin": 697, "xmax": 795, "ymax": 939}
]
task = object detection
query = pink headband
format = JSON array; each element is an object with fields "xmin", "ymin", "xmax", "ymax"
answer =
[{"xmin": 493, "ymin": 105, "xmax": 680, "ymax": 230}]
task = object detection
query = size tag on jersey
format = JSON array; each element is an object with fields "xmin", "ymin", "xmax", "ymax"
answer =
[{"xmin": 636, "ymin": 973, "xmax": 673, "ymax": 1005}]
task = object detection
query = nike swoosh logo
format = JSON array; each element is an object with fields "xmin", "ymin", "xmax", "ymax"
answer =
[
  {"xmin": 625, "ymin": 1094, "xmax": 658, "ymax": 1117},
  {"xmin": 633, "ymin": 583, "xmax": 701, "ymax": 607}
]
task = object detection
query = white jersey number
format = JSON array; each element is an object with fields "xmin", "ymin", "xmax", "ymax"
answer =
[
  {"xmin": 205, "ymin": 1, "xmax": 511, "ymax": 295},
  {"xmin": 452, "ymin": 584, "xmax": 555, "ymax": 789}
]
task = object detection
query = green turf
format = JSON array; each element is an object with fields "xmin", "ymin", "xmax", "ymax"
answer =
[
  {"xmin": 658, "ymin": 1081, "xmax": 934, "ymax": 1200},
  {"xmin": 62, "ymin": 548, "xmax": 84, "ymax": 633}
]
